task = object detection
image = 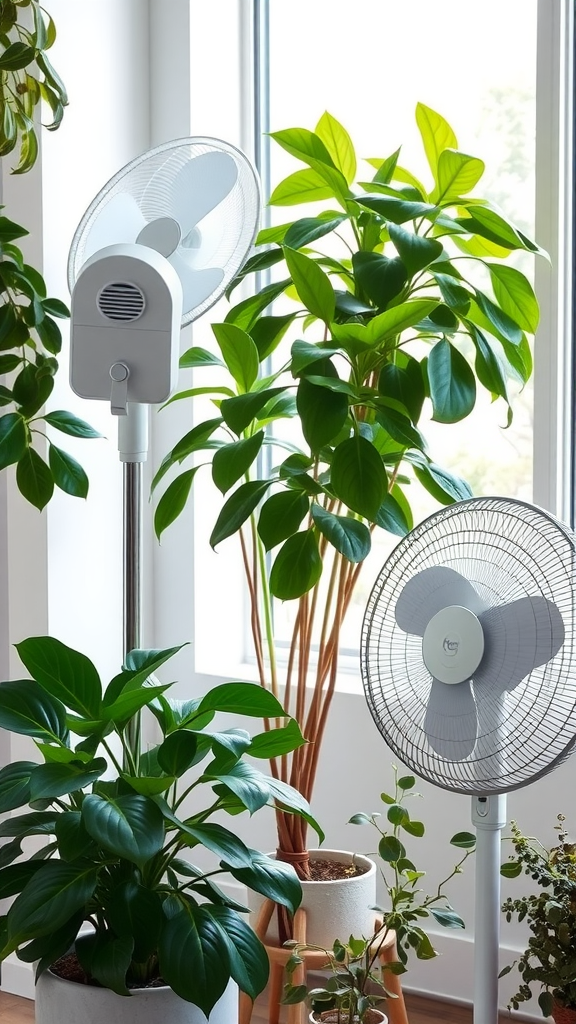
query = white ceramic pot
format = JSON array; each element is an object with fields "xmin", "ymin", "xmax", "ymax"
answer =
[
  {"xmin": 35, "ymin": 967, "xmax": 238, "ymax": 1024},
  {"xmin": 252, "ymin": 849, "xmax": 377, "ymax": 949}
]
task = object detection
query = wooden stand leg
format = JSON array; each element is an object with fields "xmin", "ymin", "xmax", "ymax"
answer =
[{"xmin": 378, "ymin": 933, "xmax": 409, "ymax": 1024}]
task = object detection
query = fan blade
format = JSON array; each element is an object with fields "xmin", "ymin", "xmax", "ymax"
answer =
[
  {"xmin": 476, "ymin": 596, "xmax": 565, "ymax": 695},
  {"xmin": 423, "ymin": 678, "xmax": 478, "ymax": 760},
  {"xmin": 168, "ymin": 250, "xmax": 224, "ymax": 314},
  {"xmin": 168, "ymin": 151, "xmax": 239, "ymax": 237},
  {"xmin": 395, "ymin": 566, "xmax": 486, "ymax": 637},
  {"xmin": 82, "ymin": 193, "xmax": 147, "ymax": 262}
]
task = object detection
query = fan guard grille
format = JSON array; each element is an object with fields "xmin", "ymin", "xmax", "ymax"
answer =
[{"xmin": 361, "ymin": 497, "xmax": 576, "ymax": 795}]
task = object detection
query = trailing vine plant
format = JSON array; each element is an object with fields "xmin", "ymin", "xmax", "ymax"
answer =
[{"xmin": 0, "ymin": 0, "xmax": 99, "ymax": 510}]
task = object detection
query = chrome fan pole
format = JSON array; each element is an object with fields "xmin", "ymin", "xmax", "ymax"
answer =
[{"xmin": 472, "ymin": 794, "xmax": 507, "ymax": 1024}]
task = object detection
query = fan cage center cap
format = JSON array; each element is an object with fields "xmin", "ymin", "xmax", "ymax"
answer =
[{"xmin": 422, "ymin": 605, "xmax": 484, "ymax": 685}]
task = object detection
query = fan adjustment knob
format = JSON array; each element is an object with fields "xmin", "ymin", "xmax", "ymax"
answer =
[
  {"xmin": 422, "ymin": 605, "xmax": 484, "ymax": 685},
  {"xmin": 109, "ymin": 361, "xmax": 130, "ymax": 416}
]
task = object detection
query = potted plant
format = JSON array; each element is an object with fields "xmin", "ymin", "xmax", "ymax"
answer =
[
  {"xmin": 281, "ymin": 769, "xmax": 475, "ymax": 1023},
  {"xmin": 152, "ymin": 104, "xmax": 543, "ymax": 898},
  {"xmin": 0, "ymin": 635, "xmax": 323, "ymax": 1021},
  {"xmin": 0, "ymin": 0, "xmax": 98, "ymax": 508},
  {"xmin": 500, "ymin": 816, "xmax": 576, "ymax": 1023}
]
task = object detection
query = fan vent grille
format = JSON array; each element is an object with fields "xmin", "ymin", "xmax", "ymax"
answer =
[{"xmin": 97, "ymin": 282, "xmax": 145, "ymax": 322}]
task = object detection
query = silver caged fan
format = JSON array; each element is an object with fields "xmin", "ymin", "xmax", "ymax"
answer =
[
  {"xmin": 67, "ymin": 137, "xmax": 260, "ymax": 658},
  {"xmin": 360, "ymin": 496, "xmax": 576, "ymax": 1024}
]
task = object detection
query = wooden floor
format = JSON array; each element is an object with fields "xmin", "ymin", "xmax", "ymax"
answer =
[{"xmin": 0, "ymin": 989, "xmax": 522, "ymax": 1023}]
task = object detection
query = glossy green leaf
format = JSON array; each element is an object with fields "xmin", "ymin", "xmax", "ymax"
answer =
[
  {"xmin": 18, "ymin": 912, "xmax": 84, "ymax": 973},
  {"xmin": 379, "ymin": 359, "xmax": 425, "ymax": 424},
  {"xmin": 352, "ymin": 251, "xmax": 407, "ymax": 308},
  {"xmin": 179, "ymin": 346, "xmax": 225, "ymax": 369},
  {"xmin": 54, "ymin": 811, "xmax": 97, "ymax": 861},
  {"xmin": 0, "ymin": 42, "xmax": 36, "ymax": 71},
  {"xmin": 29, "ymin": 758, "xmax": 107, "ymax": 801},
  {"xmin": 212, "ymin": 431, "xmax": 264, "ymax": 494},
  {"xmin": 474, "ymin": 290, "xmax": 522, "ymax": 345},
  {"xmin": 15, "ymin": 447, "xmax": 53, "ymax": 510},
  {"xmin": 315, "ymin": 111, "xmax": 356, "ymax": 183},
  {"xmin": 284, "ymin": 214, "xmax": 347, "ymax": 250},
  {"xmin": 48, "ymin": 444, "xmax": 88, "ymax": 498},
  {"xmin": 220, "ymin": 387, "xmax": 286, "ymax": 435},
  {"xmin": 210, "ymin": 479, "xmax": 269, "ymax": 548},
  {"xmin": 0, "ymin": 761, "xmax": 37, "ymax": 813},
  {"xmin": 415, "ymin": 102, "xmax": 458, "ymax": 179},
  {"xmin": 250, "ymin": 313, "xmax": 297, "ymax": 361},
  {"xmin": 0, "ymin": 860, "xmax": 42, "ymax": 902},
  {"xmin": 0, "ymin": 413, "xmax": 27, "ymax": 470},
  {"xmin": 100, "ymin": 682, "xmax": 170, "ymax": 725},
  {"xmin": 107, "ymin": 881, "xmax": 163, "ymax": 964},
  {"xmin": 257, "ymin": 490, "xmax": 309, "ymax": 551},
  {"xmin": 364, "ymin": 299, "xmax": 438, "ymax": 345},
  {"xmin": 311, "ymin": 504, "xmax": 370, "ymax": 563},
  {"xmin": 0, "ymin": 680, "xmax": 67, "ymax": 742},
  {"xmin": 500, "ymin": 860, "xmax": 522, "ymax": 878},
  {"xmin": 375, "ymin": 406, "xmax": 426, "ymax": 451},
  {"xmin": 212, "ymin": 323, "xmax": 259, "ymax": 393},
  {"xmin": 468, "ymin": 323, "xmax": 511, "ymax": 406},
  {"xmin": 451, "ymin": 831, "xmax": 477, "ymax": 850},
  {"xmin": 170, "ymin": 416, "xmax": 223, "ymax": 463},
  {"xmin": 432, "ymin": 271, "xmax": 471, "ymax": 314},
  {"xmin": 43, "ymin": 410, "xmax": 101, "ymax": 439},
  {"xmin": 433, "ymin": 149, "xmax": 484, "ymax": 202},
  {"xmin": 409, "ymin": 453, "xmax": 473, "ymax": 505},
  {"xmin": 159, "ymin": 902, "xmax": 231, "ymax": 1014},
  {"xmin": 430, "ymin": 907, "xmax": 465, "ymax": 929},
  {"xmin": 296, "ymin": 375, "xmax": 348, "ymax": 452},
  {"xmin": 16, "ymin": 636, "xmax": 102, "ymax": 719},
  {"xmin": 224, "ymin": 279, "xmax": 290, "ymax": 330},
  {"xmin": 76, "ymin": 930, "xmax": 133, "ymax": 996},
  {"xmin": 330, "ymin": 436, "xmax": 387, "ymax": 519},
  {"xmin": 283, "ymin": 246, "xmax": 335, "ymax": 324},
  {"xmin": 388, "ymin": 223, "xmax": 443, "ymax": 276},
  {"xmin": 427, "ymin": 339, "xmax": 477, "ymax": 423},
  {"xmin": 0, "ymin": 812, "xmax": 57, "ymax": 839},
  {"xmin": 157, "ymin": 730, "xmax": 199, "ymax": 776},
  {"xmin": 356, "ymin": 194, "xmax": 437, "ymax": 224},
  {"xmin": 249, "ymin": 718, "xmax": 306, "ymax": 759},
  {"xmin": 378, "ymin": 835, "xmax": 405, "ymax": 863},
  {"xmin": 7, "ymin": 861, "xmax": 97, "ymax": 945},
  {"xmin": 487, "ymin": 263, "xmax": 539, "ymax": 333},
  {"xmin": 196, "ymin": 681, "xmax": 289, "ymax": 720},
  {"xmin": 374, "ymin": 492, "xmax": 411, "ymax": 537},
  {"xmin": 456, "ymin": 206, "xmax": 531, "ymax": 251},
  {"xmin": 82, "ymin": 793, "xmax": 164, "ymax": 868},
  {"xmin": 269, "ymin": 167, "xmax": 335, "ymax": 206},
  {"xmin": 154, "ymin": 467, "xmax": 199, "ymax": 539},
  {"xmin": 269, "ymin": 529, "xmax": 322, "ymax": 600}
]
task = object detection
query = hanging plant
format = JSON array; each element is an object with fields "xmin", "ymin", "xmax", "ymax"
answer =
[{"xmin": 0, "ymin": 0, "xmax": 99, "ymax": 509}]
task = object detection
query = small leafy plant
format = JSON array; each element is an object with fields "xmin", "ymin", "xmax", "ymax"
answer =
[
  {"xmin": 500, "ymin": 816, "xmax": 576, "ymax": 1018},
  {"xmin": 0, "ymin": 637, "xmax": 323, "ymax": 1015},
  {"xmin": 282, "ymin": 770, "xmax": 475, "ymax": 1021}
]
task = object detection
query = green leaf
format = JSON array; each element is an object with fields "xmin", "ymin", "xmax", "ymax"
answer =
[
  {"xmin": 16, "ymin": 636, "xmax": 102, "ymax": 719},
  {"xmin": 0, "ymin": 216, "xmax": 28, "ymax": 243},
  {"xmin": 251, "ymin": 313, "xmax": 297, "ymax": 361},
  {"xmin": 403, "ymin": 819, "xmax": 425, "ymax": 837},
  {"xmin": 76, "ymin": 930, "xmax": 133, "ymax": 996},
  {"xmin": 430, "ymin": 907, "xmax": 465, "ymax": 929},
  {"xmin": 433, "ymin": 150, "xmax": 484, "ymax": 202},
  {"xmin": 16, "ymin": 449, "xmax": 54, "ymax": 511},
  {"xmin": 378, "ymin": 835, "xmax": 405, "ymax": 863},
  {"xmin": 82, "ymin": 793, "xmax": 164, "ymax": 868},
  {"xmin": 100, "ymin": 683, "xmax": 171, "ymax": 725},
  {"xmin": 284, "ymin": 215, "xmax": 347, "ymax": 250},
  {"xmin": 229, "ymin": 851, "xmax": 302, "ymax": 917},
  {"xmin": 225, "ymin": 279, "xmax": 291, "ymax": 330},
  {"xmin": 388, "ymin": 223, "xmax": 443, "ymax": 276},
  {"xmin": 6, "ymin": 862, "xmax": 97, "ymax": 946},
  {"xmin": 159, "ymin": 902, "xmax": 231, "ymax": 1014},
  {"xmin": 212, "ymin": 432, "xmax": 264, "ymax": 494},
  {"xmin": 249, "ymin": 718, "xmax": 306, "ymax": 759},
  {"xmin": 210, "ymin": 479, "xmax": 270, "ymax": 548},
  {"xmin": 107, "ymin": 881, "xmax": 163, "ymax": 964},
  {"xmin": 474, "ymin": 290, "xmax": 522, "ymax": 345},
  {"xmin": 398, "ymin": 775, "xmax": 416, "ymax": 790},
  {"xmin": 432, "ymin": 271, "xmax": 471, "ymax": 314},
  {"xmin": 538, "ymin": 992, "xmax": 554, "ymax": 1018},
  {"xmin": 487, "ymin": 263, "xmax": 539, "ymax": 333},
  {"xmin": 269, "ymin": 530, "xmax": 322, "ymax": 600},
  {"xmin": 196, "ymin": 681, "xmax": 290, "ymax": 720},
  {"xmin": 179, "ymin": 346, "xmax": 224, "ymax": 369},
  {"xmin": 54, "ymin": 812, "xmax": 97, "ymax": 862},
  {"xmin": 311, "ymin": 504, "xmax": 370, "ymax": 563},
  {"xmin": 269, "ymin": 167, "xmax": 335, "ymax": 206},
  {"xmin": 0, "ymin": 680, "xmax": 67, "ymax": 742},
  {"xmin": 0, "ymin": 762, "xmax": 37, "ymax": 813},
  {"xmin": 387, "ymin": 803, "xmax": 409, "ymax": 826},
  {"xmin": 468, "ymin": 323, "xmax": 511, "ymax": 407},
  {"xmin": 330, "ymin": 436, "xmax": 387, "ymax": 519},
  {"xmin": 374, "ymin": 492, "xmax": 411, "ymax": 537},
  {"xmin": 379, "ymin": 359, "xmax": 425, "ymax": 424},
  {"xmin": 0, "ymin": 811, "xmax": 57, "ymax": 839},
  {"xmin": 0, "ymin": 861, "xmax": 43, "ymax": 902},
  {"xmin": 456, "ymin": 206, "xmax": 533, "ymax": 252},
  {"xmin": 154, "ymin": 467, "xmax": 199, "ymax": 539},
  {"xmin": 283, "ymin": 246, "xmax": 335, "ymax": 324},
  {"xmin": 415, "ymin": 102, "xmax": 458, "ymax": 179},
  {"xmin": 157, "ymin": 731, "xmax": 199, "ymax": 777},
  {"xmin": 374, "ymin": 406, "xmax": 426, "ymax": 452},
  {"xmin": 366, "ymin": 299, "xmax": 439, "ymax": 346},
  {"xmin": 29, "ymin": 759, "xmax": 107, "ymax": 801},
  {"xmin": 43, "ymin": 410, "xmax": 101, "ymax": 439},
  {"xmin": 258, "ymin": 490, "xmax": 309, "ymax": 551},
  {"xmin": 296, "ymin": 375, "xmax": 348, "ymax": 452},
  {"xmin": 0, "ymin": 413, "xmax": 27, "ymax": 470},
  {"xmin": 352, "ymin": 251, "xmax": 407, "ymax": 308},
  {"xmin": 315, "ymin": 112, "xmax": 356, "ymax": 183},
  {"xmin": 409, "ymin": 453, "xmax": 473, "ymax": 505},
  {"xmin": 427, "ymin": 339, "xmax": 477, "ymax": 423},
  {"xmin": 210, "ymin": 904, "xmax": 270, "ymax": 999},
  {"xmin": 500, "ymin": 860, "xmax": 522, "ymax": 878},
  {"xmin": 48, "ymin": 444, "xmax": 88, "ymax": 498},
  {"xmin": 220, "ymin": 388, "xmax": 286, "ymax": 435},
  {"xmin": 451, "ymin": 831, "xmax": 477, "ymax": 850},
  {"xmin": 0, "ymin": 42, "xmax": 36, "ymax": 71},
  {"xmin": 170, "ymin": 416, "xmax": 223, "ymax": 463},
  {"xmin": 180, "ymin": 822, "xmax": 254, "ymax": 869},
  {"xmin": 212, "ymin": 323, "xmax": 259, "ymax": 393}
]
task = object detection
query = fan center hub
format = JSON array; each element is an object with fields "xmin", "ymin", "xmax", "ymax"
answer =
[{"xmin": 422, "ymin": 605, "xmax": 484, "ymax": 685}]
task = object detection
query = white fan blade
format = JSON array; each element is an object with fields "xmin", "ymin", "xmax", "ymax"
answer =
[
  {"xmin": 395, "ymin": 566, "xmax": 486, "ymax": 637},
  {"xmin": 169, "ymin": 151, "xmax": 238, "ymax": 237},
  {"xmin": 82, "ymin": 193, "xmax": 147, "ymax": 262},
  {"xmin": 423, "ymin": 678, "xmax": 478, "ymax": 760},
  {"xmin": 475, "ymin": 596, "xmax": 565, "ymax": 695},
  {"xmin": 168, "ymin": 249, "xmax": 224, "ymax": 314}
]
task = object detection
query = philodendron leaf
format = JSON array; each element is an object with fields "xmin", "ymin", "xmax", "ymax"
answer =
[
  {"xmin": 269, "ymin": 530, "xmax": 322, "ymax": 600},
  {"xmin": 487, "ymin": 263, "xmax": 539, "ymax": 333},
  {"xmin": 351, "ymin": 251, "xmax": 407, "ymax": 309},
  {"xmin": 195, "ymin": 681, "xmax": 290, "ymax": 719},
  {"xmin": 107, "ymin": 881, "xmax": 163, "ymax": 964},
  {"xmin": 210, "ymin": 479, "xmax": 270, "ymax": 548},
  {"xmin": 43, "ymin": 410, "xmax": 102, "ymax": 438},
  {"xmin": 0, "ymin": 761, "xmax": 37, "ymax": 812},
  {"xmin": 0, "ymin": 861, "xmax": 45, "ymax": 901},
  {"xmin": 157, "ymin": 730, "xmax": 199, "ymax": 777},
  {"xmin": 427, "ymin": 338, "xmax": 477, "ymax": 423},
  {"xmin": 159, "ymin": 902, "xmax": 231, "ymax": 1014},
  {"xmin": 82, "ymin": 793, "xmax": 164, "ymax": 868},
  {"xmin": 269, "ymin": 167, "xmax": 334, "ymax": 206},
  {"xmin": 330, "ymin": 436, "xmax": 388, "ymax": 520},
  {"xmin": 212, "ymin": 323, "xmax": 259, "ymax": 394},
  {"xmin": 54, "ymin": 811, "xmax": 97, "ymax": 862},
  {"xmin": 76, "ymin": 929, "xmax": 134, "ymax": 996},
  {"xmin": 48, "ymin": 444, "xmax": 88, "ymax": 498},
  {"xmin": 258, "ymin": 490, "xmax": 309, "ymax": 551},
  {"xmin": 415, "ymin": 102, "xmax": 458, "ymax": 180},
  {"xmin": 209, "ymin": 905, "xmax": 270, "ymax": 1000},
  {"xmin": 315, "ymin": 111, "xmax": 356, "ymax": 183},
  {"xmin": 16, "ymin": 449, "xmax": 54, "ymax": 510},
  {"xmin": 0, "ymin": 681, "xmax": 68, "ymax": 742},
  {"xmin": 228, "ymin": 851, "xmax": 302, "ymax": 916},
  {"xmin": 296, "ymin": 376, "xmax": 348, "ymax": 452},
  {"xmin": 432, "ymin": 149, "xmax": 485, "ymax": 203},
  {"xmin": 154, "ymin": 467, "xmax": 199, "ymax": 539},
  {"xmin": 249, "ymin": 718, "xmax": 306, "ymax": 759},
  {"xmin": 388, "ymin": 223, "xmax": 443, "ymax": 276},
  {"xmin": 375, "ymin": 493, "xmax": 411, "ymax": 537},
  {"xmin": 284, "ymin": 215, "xmax": 347, "ymax": 251},
  {"xmin": 212, "ymin": 432, "xmax": 264, "ymax": 494},
  {"xmin": 16, "ymin": 636, "xmax": 102, "ymax": 719},
  {"xmin": 0, "ymin": 415, "xmax": 32, "ymax": 470},
  {"xmin": 408, "ymin": 452, "xmax": 473, "ymax": 505},
  {"xmin": 283, "ymin": 246, "xmax": 335, "ymax": 324},
  {"xmin": 180, "ymin": 822, "xmax": 254, "ymax": 869},
  {"xmin": 6, "ymin": 861, "xmax": 97, "ymax": 946},
  {"xmin": 311, "ymin": 504, "xmax": 371, "ymax": 562},
  {"xmin": 29, "ymin": 758, "xmax": 107, "ymax": 801},
  {"xmin": 220, "ymin": 388, "xmax": 286, "ymax": 435}
]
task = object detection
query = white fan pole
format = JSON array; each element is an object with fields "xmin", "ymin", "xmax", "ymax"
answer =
[{"xmin": 472, "ymin": 793, "xmax": 507, "ymax": 1024}]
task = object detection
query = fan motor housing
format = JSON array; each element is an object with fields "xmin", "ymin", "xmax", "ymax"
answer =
[{"xmin": 70, "ymin": 243, "xmax": 183, "ymax": 406}]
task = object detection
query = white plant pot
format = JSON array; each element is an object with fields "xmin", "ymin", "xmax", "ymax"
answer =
[
  {"xmin": 252, "ymin": 849, "xmax": 377, "ymax": 949},
  {"xmin": 35, "ymin": 967, "xmax": 238, "ymax": 1024}
]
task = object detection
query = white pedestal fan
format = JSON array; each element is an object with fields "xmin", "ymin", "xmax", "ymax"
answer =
[
  {"xmin": 360, "ymin": 496, "xmax": 576, "ymax": 1024},
  {"xmin": 66, "ymin": 138, "xmax": 260, "ymax": 666}
]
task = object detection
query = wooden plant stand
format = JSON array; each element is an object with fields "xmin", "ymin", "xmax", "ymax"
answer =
[{"xmin": 239, "ymin": 898, "xmax": 409, "ymax": 1024}]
